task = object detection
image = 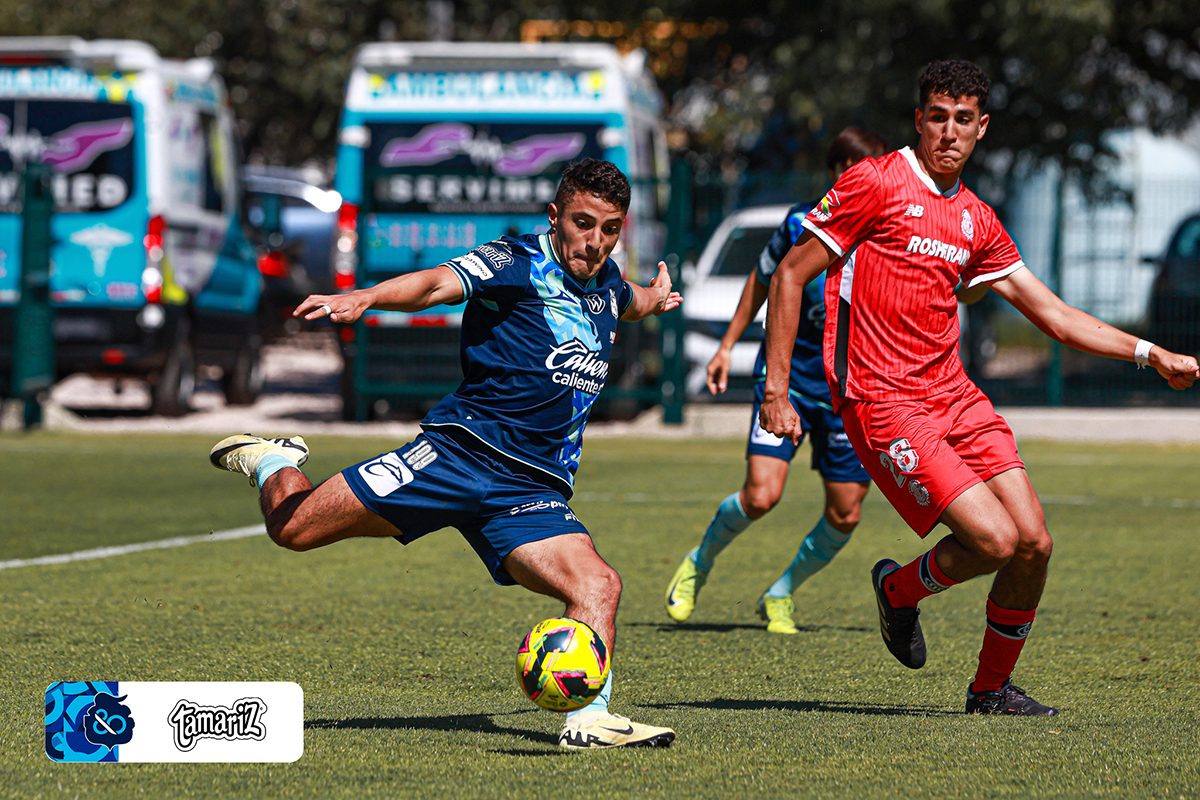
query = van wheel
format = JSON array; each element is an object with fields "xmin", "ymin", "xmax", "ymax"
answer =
[
  {"xmin": 152, "ymin": 318, "xmax": 196, "ymax": 417},
  {"xmin": 223, "ymin": 333, "xmax": 264, "ymax": 406}
]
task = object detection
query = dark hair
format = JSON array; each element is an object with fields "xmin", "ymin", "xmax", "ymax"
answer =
[
  {"xmin": 554, "ymin": 158, "xmax": 631, "ymax": 213},
  {"xmin": 918, "ymin": 60, "xmax": 991, "ymax": 110},
  {"xmin": 826, "ymin": 126, "xmax": 888, "ymax": 171}
]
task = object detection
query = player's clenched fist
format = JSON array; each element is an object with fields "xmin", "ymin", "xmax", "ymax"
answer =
[{"xmin": 759, "ymin": 393, "xmax": 803, "ymax": 445}]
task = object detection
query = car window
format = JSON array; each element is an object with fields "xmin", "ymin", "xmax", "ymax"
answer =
[{"xmin": 710, "ymin": 225, "xmax": 777, "ymax": 276}]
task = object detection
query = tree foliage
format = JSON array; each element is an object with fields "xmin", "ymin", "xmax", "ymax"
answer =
[{"xmin": 2, "ymin": 0, "xmax": 1198, "ymax": 183}]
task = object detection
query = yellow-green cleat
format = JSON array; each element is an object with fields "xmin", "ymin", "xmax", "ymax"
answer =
[
  {"xmin": 664, "ymin": 549, "xmax": 709, "ymax": 623},
  {"xmin": 756, "ymin": 593, "xmax": 799, "ymax": 635},
  {"xmin": 209, "ymin": 434, "xmax": 309, "ymax": 487}
]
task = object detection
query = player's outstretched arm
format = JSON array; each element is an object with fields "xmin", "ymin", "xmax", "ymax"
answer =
[
  {"xmin": 707, "ymin": 271, "xmax": 769, "ymax": 395},
  {"xmin": 294, "ymin": 265, "xmax": 466, "ymax": 323},
  {"xmin": 990, "ymin": 267, "xmax": 1200, "ymax": 389},
  {"xmin": 621, "ymin": 261, "xmax": 682, "ymax": 322},
  {"xmin": 761, "ymin": 232, "xmax": 838, "ymax": 442}
]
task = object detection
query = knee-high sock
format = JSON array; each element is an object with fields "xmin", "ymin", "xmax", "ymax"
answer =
[
  {"xmin": 883, "ymin": 544, "xmax": 960, "ymax": 608},
  {"xmin": 565, "ymin": 672, "xmax": 613, "ymax": 721},
  {"xmin": 765, "ymin": 517, "xmax": 851, "ymax": 598},
  {"xmin": 693, "ymin": 492, "xmax": 752, "ymax": 571},
  {"xmin": 256, "ymin": 452, "xmax": 299, "ymax": 489},
  {"xmin": 971, "ymin": 599, "xmax": 1037, "ymax": 693}
]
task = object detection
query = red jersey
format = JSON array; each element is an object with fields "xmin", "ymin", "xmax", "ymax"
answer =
[{"xmin": 803, "ymin": 147, "xmax": 1024, "ymax": 405}]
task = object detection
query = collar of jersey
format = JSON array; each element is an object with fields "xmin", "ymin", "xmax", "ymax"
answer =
[
  {"xmin": 900, "ymin": 146, "xmax": 961, "ymax": 199},
  {"xmin": 540, "ymin": 233, "xmax": 602, "ymax": 293}
]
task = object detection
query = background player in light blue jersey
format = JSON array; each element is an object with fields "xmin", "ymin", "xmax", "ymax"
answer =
[
  {"xmin": 209, "ymin": 159, "xmax": 680, "ymax": 750},
  {"xmin": 665, "ymin": 128, "xmax": 888, "ymax": 633}
]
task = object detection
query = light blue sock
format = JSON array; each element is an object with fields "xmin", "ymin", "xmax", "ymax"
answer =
[
  {"xmin": 765, "ymin": 517, "xmax": 852, "ymax": 598},
  {"xmin": 693, "ymin": 492, "xmax": 752, "ymax": 571},
  {"xmin": 256, "ymin": 452, "xmax": 299, "ymax": 489},
  {"xmin": 566, "ymin": 672, "xmax": 612, "ymax": 721}
]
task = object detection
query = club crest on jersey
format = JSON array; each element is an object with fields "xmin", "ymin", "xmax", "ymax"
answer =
[
  {"xmin": 908, "ymin": 479, "xmax": 931, "ymax": 507},
  {"xmin": 961, "ymin": 209, "xmax": 975, "ymax": 241},
  {"xmin": 609, "ymin": 288, "xmax": 618, "ymax": 318},
  {"xmin": 585, "ymin": 293, "xmax": 607, "ymax": 315},
  {"xmin": 810, "ymin": 189, "xmax": 839, "ymax": 222}
]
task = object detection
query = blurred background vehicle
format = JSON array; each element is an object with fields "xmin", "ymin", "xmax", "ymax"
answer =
[
  {"xmin": 332, "ymin": 41, "xmax": 670, "ymax": 420},
  {"xmin": 1146, "ymin": 211, "xmax": 1200, "ymax": 357},
  {"xmin": 0, "ymin": 37, "xmax": 265, "ymax": 414},
  {"xmin": 241, "ymin": 166, "xmax": 341, "ymax": 340},
  {"xmin": 680, "ymin": 204, "xmax": 787, "ymax": 401}
]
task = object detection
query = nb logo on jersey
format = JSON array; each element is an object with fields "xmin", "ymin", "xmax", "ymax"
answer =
[
  {"xmin": 359, "ymin": 451, "xmax": 414, "ymax": 496},
  {"xmin": 904, "ymin": 204, "xmax": 924, "ymax": 217}
]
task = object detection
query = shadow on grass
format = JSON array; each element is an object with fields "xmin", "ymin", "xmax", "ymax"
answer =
[
  {"xmin": 625, "ymin": 621, "xmax": 873, "ymax": 634},
  {"xmin": 641, "ymin": 697, "xmax": 954, "ymax": 717},
  {"xmin": 306, "ymin": 708, "xmax": 564, "ymax": 754}
]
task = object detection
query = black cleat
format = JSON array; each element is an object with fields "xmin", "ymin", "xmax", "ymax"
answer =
[
  {"xmin": 966, "ymin": 680, "xmax": 1059, "ymax": 716},
  {"xmin": 871, "ymin": 558, "xmax": 927, "ymax": 669}
]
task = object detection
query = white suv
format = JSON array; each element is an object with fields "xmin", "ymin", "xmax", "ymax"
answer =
[{"xmin": 681, "ymin": 204, "xmax": 792, "ymax": 399}]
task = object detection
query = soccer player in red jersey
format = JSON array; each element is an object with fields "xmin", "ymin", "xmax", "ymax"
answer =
[{"xmin": 760, "ymin": 60, "xmax": 1200, "ymax": 715}]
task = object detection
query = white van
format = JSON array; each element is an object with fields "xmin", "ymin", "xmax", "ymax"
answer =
[{"xmin": 0, "ymin": 37, "xmax": 264, "ymax": 414}]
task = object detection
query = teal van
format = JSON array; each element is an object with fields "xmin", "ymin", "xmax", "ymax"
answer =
[
  {"xmin": 333, "ymin": 42, "xmax": 669, "ymax": 419},
  {"xmin": 0, "ymin": 37, "xmax": 264, "ymax": 414}
]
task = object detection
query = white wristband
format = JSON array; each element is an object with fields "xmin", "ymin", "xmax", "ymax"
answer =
[{"xmin": 1134, "ymin": 339, "xmax": 1154, "ymax": 367}]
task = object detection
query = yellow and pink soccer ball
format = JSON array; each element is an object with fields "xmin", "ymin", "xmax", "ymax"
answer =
[{"xmin": 516, "ymin": 618, "xmax": 610, "ymax": 711}]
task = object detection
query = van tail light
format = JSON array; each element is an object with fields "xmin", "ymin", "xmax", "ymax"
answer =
[
  {"xmin": 333, "ymin": 202, "xmax": 358, "ymax": 291},
  {"xmin": 142, "ymin": 214, "xmax": 166, "ymax": 303},
  {"xmin": 257, "ymin": 250, "xmax": 290, "ymax": 278}
]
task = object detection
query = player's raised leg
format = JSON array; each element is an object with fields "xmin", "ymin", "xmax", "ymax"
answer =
[
  {"xmin": 503, "ymin": 536, "xmax": 675, "ymax": 749},
  {"xmin": 665, "ymin": 455, "xmax": 788, "ymax": 622},
  {"xmin": 210, "ymin": 434, "xmax": 400, "ymax": 549},
  {"xmin": 758, "ymin": 478, "xmax": 868, "ymax": 634}
]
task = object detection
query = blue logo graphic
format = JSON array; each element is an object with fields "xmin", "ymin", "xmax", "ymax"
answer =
[
  {"xmin": 83, "ymin": 692, "xmax": 135, "ymax": 747},
  {"xmin": 46, "ymin": 682, "xmax": 125, "ymax": 762}
]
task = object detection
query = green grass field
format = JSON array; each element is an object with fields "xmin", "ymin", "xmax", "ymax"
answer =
[{"xmin": 1, "ymin": 432, "xmax": 1198, "ymax": 799}]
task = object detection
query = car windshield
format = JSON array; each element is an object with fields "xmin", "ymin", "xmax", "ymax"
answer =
[
  {"xmin": 710, "ymin": 225, "xmax": 777, "ymax": 276},
  {"xmin": 0, "ymin": 99, "xmax": 136, "ymax": 213},
  {"xmin": 1169, "ymin": 217, "xmax": 1200, "ymax": 261}
]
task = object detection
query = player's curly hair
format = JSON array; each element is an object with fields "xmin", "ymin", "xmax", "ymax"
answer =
[
  {"xmin": 554, "ymin": 158, "xmax": 631, "ymax": 213},
  {"xmin": 919, "ymin": 60, "xmax": 991, "ymax": 110}
]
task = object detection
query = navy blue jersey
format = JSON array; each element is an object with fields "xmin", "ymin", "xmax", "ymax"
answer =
[
  {"xmin": 753, "ymin": 201, "xmax": 832, "ymax": 407},
  {"xmin": 422, "ymin": 233, "xmax": 634, "ymax": 497}
]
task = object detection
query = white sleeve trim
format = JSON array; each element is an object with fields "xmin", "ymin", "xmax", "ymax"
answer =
[
  {"xmin": 800, "ymin": 219, "xmax": 845, "ymax": 257},
  {"xmin": 965, "ymin": 260, "xmax": 1025, "ymax": 288}
]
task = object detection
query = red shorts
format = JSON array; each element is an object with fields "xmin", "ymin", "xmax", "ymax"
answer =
[{"xmin": 840, "ymin": 381, "xmax": 1024, "ymax": 537}]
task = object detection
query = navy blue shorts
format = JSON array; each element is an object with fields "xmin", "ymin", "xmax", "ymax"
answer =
[
  {"xmin": 342, "ymin": 430, "xmax": 589, "ymax": 586},
  {"xmin": 747, "ymin": 382, "xmax": 871, "ymax": 483}
]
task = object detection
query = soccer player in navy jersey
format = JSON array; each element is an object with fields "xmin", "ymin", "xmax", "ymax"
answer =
[
  {"xmin": 664, "ymin": 127, "xmax": 886, "ymax": 634},
  {"xmin": 209, "ymin": 159, "xmax": 680, "ymax": 749},
  {"xmin": 760, "ymin": 61, "xmax": 1199, "ymax": 715}
]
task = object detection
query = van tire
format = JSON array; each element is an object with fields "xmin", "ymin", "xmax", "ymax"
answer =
[
  {"xmin": 152, "ymin": 318, "xmax": 196, "ymax": 417},
  {"xmin": 223, "ymin": 333, "xmax": 264, "ymax": 406}
]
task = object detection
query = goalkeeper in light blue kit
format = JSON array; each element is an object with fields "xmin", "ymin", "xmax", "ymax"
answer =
[{"xmin": 665, "ymin": 128, "xmax": 887, "ymax": 633}]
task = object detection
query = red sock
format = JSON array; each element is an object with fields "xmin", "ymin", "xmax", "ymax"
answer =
[
  {"xmin": 883, "ymin": 546, "xmax": 960, "ymax": 608},
  {"xmin": 971, "ymin": 598, "xmax": 1037, "ymax": 693}
]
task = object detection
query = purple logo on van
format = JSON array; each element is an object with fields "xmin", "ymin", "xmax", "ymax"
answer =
[
  {"xmin": 0, "ymin": 115, "xmax": 132, "ymax": 172},
  {"xmin": 380, "ymin": 123, "xmax": 585, "ymax": 177}
]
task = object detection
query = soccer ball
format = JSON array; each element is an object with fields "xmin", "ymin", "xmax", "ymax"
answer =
[{"xmin": 516, "ymin": 617, "xmax": 610, "ymax": 712}]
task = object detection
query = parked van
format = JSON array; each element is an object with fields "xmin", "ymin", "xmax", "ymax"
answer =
[
  {"xmin": 0, "ymin": 37, "xmax": 264, "ymax": 414},
  {"xmin": 333, "ymin": 41, "xmax": 669, "ymax": 419}
]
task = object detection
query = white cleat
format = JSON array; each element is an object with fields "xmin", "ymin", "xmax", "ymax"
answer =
[
  {"xmin": 209, "ymin": 434, "xmax": 309, "ymax": 487},
  {"xmin": 557, "ymin": 710, "xmax": 675, "ymax": 750}
]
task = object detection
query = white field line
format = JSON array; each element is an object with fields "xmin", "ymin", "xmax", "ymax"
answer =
[{"xmin": 0, "ymin": 524, "xmax": 266, "ymax": 571}]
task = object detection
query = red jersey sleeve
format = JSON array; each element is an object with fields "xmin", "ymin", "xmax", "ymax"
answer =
[
  {"xmin": 960, "ymin": 204, "xmax": 1025, "ymax": 287},
  {"xmin": 801, "ymin": 158, "xmax": 884, "ymax": 256}
]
